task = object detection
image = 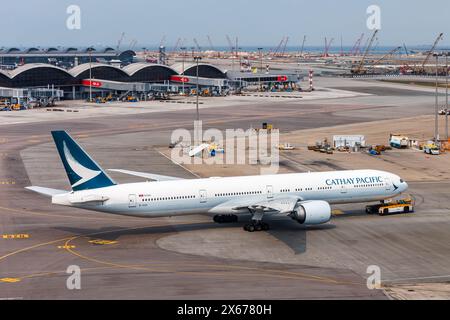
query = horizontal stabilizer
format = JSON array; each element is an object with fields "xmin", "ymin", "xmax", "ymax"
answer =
[
  {"xmin": 25, "ymin": 186, "xmax": 68, "ymax": 197},
  {"xmin": 108, "ymin": 169, "xmax": 184, "ymax": 181}
]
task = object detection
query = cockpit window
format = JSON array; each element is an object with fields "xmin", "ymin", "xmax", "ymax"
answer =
[{"xmin": 400, "ymin": 179, "xmax": 404, "ymax": 183}]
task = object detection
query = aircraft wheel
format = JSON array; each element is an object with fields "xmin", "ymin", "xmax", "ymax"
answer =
[
  {"xmin": 255, "ymin": 224, "xmax": 262, "ymax": 232},
  {"xmin": 261, "ymin": 223, "xmax": 270, "ymax": 231},
  {"xmin": 247, "ymin": 224, "xmax": 255, "ymax": 232}
]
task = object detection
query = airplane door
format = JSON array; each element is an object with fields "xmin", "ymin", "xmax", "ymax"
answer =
[
  {"xmin": 128, "ymin": 194, "xmax": 137, "ymax": 208},
  {"xmin": 199, "ymin": 189, "xmax": 207, "ymax": 203},
  {"xmin": 266, "ymin": 185, "xmax": 274, "ymax": 199},
  {"xmin": 340, "ymin": 185, "xmax": 347, "ymax": 194}
]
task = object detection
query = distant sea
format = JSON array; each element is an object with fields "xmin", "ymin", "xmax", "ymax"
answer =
[{"xmin": 141, "ymin": 45, "xmax": 449, "ymax": 54}]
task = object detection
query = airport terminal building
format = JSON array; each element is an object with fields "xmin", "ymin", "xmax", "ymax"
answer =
[{"xmin": 0, "ymin": 46, "xmax": 301, "ymax": 102}]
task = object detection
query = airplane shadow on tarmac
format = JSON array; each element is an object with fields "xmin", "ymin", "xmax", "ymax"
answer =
[{"xmin": 55, "ymin": 217, "xmax": 336, "ymax": 255}]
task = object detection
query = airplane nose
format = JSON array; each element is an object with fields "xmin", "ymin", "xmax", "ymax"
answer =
[{"xmin": 403, "ymin": 182, "xmax": 408, "ymax": 191}]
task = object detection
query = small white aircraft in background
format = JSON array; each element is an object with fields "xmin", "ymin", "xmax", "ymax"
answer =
[{"xmin": 26, "ymin": 131, "xmax": 408, "ymax": 232}]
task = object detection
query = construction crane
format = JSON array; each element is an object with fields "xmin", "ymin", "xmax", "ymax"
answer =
[
  {"xmin": 193, "ymin": 38, "xmax": 201, "ymax": 52},
  {"xmin": 226, "ymin": 35, "xmax": 235, "ymax": 55},
  {"xmin": 271, "ymin": 37, "xmax": 286, "ymax": 57},
  {"xmin": 369, "ymin": 46, "xmax": 402, "ymax": 73},
  {"xmin": 172, "ymin": 37, "xmax": 181, "ymax": 54},
  {"xmin": 299, "ymin": 35, "xmax": 306, "ymax": 57},
  {"xmin": 129, "ymin": 39, "xmax": 138, "ymax": 50},
  {"xmin": 351, "ymin": 33, "xmax": 364, "ymax": 55},
  {"xmin": 323, "ymin": 37, "xmax": 334, "ymax": 57},
  {"xmin": 418, "ymin": 33, "xmax": 444, "ymax": 74},
  {"xmin": 116, "ymin": 32, "xmax": 125, "ymax": 52},
  {"xmin": 352, "ymin": 29, "xmax": 379, "ymax": 74},
  {"xmin": 207, "ymin": 35, "xmax": 215, "ymax": 51},
  {"xmin": 280, "ymin": 36, "xmax": 289, "ymax": 58},
  {"xmin": 403, "ymin": 43, "xmax": 409, "ymax": 57}
]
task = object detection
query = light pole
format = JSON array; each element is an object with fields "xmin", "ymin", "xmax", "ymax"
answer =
[
  {"xmin": 446, "ymin": 52, "xmax": 449, "ymax": 141},
  {"xmin": 434, "ymin": 53, "xmax": 439, "ymax": 142},
  {"xmin": 89, "ymin": 47, "xmax": 93, "ymax": 102},
  {"xmin": 258, "ymin": 48, "xmax": 263, "ymax": 91},
  {"xmin": 180, "ymin": 46, "xmax": 186, "ymax": 95},
  {"xmin": 194, "ymin": 56, "xmax": 202, "ymax": 121}
]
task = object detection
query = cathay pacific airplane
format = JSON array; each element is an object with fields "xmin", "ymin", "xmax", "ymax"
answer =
[{"xmin": 26, "ymin": 131, "xmax": 408, "ymax": 232}]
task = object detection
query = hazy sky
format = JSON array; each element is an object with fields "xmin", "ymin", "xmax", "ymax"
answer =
[{"xmin": 1, "ymin": 0, "xmax": 449, "ymax": 48}]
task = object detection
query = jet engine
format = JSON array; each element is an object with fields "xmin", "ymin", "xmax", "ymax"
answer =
[{"xmin": 290, "ymin": 200, "xmax": 331, "ymax": 225}]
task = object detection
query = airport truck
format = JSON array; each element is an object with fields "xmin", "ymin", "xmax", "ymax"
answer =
[
  {"xmin": 389, "ymin": 134, "xmax": 409, "ymax": 149},
  {"xmin": 366, "ymin": 198, "xmax": 414, "ymax": 216},
  {"xmin": 423, "ymin": 143, "xmax": 440, "ymax": 155}
]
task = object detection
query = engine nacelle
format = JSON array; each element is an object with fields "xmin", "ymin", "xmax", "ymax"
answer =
[{"xmin": 290, "ymin": 200, "xmax": 331, "ymax": 225}]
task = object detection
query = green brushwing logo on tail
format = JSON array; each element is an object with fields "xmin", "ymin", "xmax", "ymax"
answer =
[{"xmin": 52, "ymin": 131, "xmax": 116, "ymax": 191}]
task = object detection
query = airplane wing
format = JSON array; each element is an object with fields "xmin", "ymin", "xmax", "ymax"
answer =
[
  {"xmin": 209, "ymin": 195, "xmax": 301, "ymax": 215},
  {"xmin": 234, "ymin": 196, "xmax": 300, "ymax": 214},
  {"xmin": 25, "ymin": 186, "xmax": 68, "ymax": 197},
  {"xmin": 108, "ymin": 169, "xmax": 185, "ymax": 181}
]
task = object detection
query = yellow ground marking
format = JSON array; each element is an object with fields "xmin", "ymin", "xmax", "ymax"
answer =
[
  {"xmin": 57, "ymin": 245, "xmax": 76, "ymax": 249},
  {"xmin": 0, "ymin": 205, "xmax": 145, "ymax": 221},
  {"xmin": 0, "ymin": 223, "xmax": 359, "ymax": 286},
  {"xmin": 0, "ymin": 180, "xmax": 16, "ymax": 185},
  {"xmin": 2, "ymin": 234, "xmax": 30, "ymax": 239},
  {"xmin": 0, "ymin": 206, "xmax": 357, "ymax": 286},
  {"xmin": 88, "ymin": 239, "xmax": 118, "ymax": 245},
  {"xmin": 332, "ymin": 209, "xmax": 344, "ymax": 215},
  {"xmin": 62, "ymin": 227, "xmax": 356, "ymax": 286},
  {"xmin": 0, "ymin": 237, "xmax": 74, "ymax": 263},
  {"xmin": 0, "ymin": 278, "xmax": 21, "ymax": 283}
]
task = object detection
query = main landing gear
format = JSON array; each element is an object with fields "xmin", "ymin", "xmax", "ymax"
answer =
[{"xmin": 243, "ymin": 221, "xmax": 270, "ymax": 232}]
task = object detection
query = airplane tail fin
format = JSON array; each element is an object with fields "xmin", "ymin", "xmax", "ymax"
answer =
[{"xmin": 51, "ymin": 131, "xmax": 116, "ymax": 191}]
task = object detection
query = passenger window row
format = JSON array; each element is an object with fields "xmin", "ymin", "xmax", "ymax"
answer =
[
  {"xmin": 215, "ymin": 191, "xmax": 262, "ymax": 197},
  {"xmin": 142, "ymin": 195, "xmax": 195, "ymax": 202},
  {"xmin": 355, "ymin": 183, "xmax": 384, "ymax": 188}
]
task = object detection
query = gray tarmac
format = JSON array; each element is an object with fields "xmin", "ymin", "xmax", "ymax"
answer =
[{"xmin": 0, "ymin": 77, "xmax": 449, "ymax": 299}]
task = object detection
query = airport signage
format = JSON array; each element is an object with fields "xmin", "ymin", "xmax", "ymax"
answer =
[
  {"xmin": 170, "ymin": 75, "xmax": 190, "ymax": 83},
  {"xmin": 81, "ymin": 80, "xmax": 103, "ymax": 87}
]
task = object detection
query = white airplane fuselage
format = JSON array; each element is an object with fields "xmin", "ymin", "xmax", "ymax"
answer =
[{"xmin": 52, "ymin": 169, "xmax": 408, "ymax": 218}]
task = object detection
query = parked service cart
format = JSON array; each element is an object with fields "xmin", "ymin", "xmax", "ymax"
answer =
[
  {"xmin": 366, "ymin": 198, "xmax": 414, "ymax": 216},
  {"xmin": 423, "ymin": 143, "xmax": 440, "ymax": 155},
  {"xmin": 389, "ymin": 134, "xmax": 409, "ymax": 148}
]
